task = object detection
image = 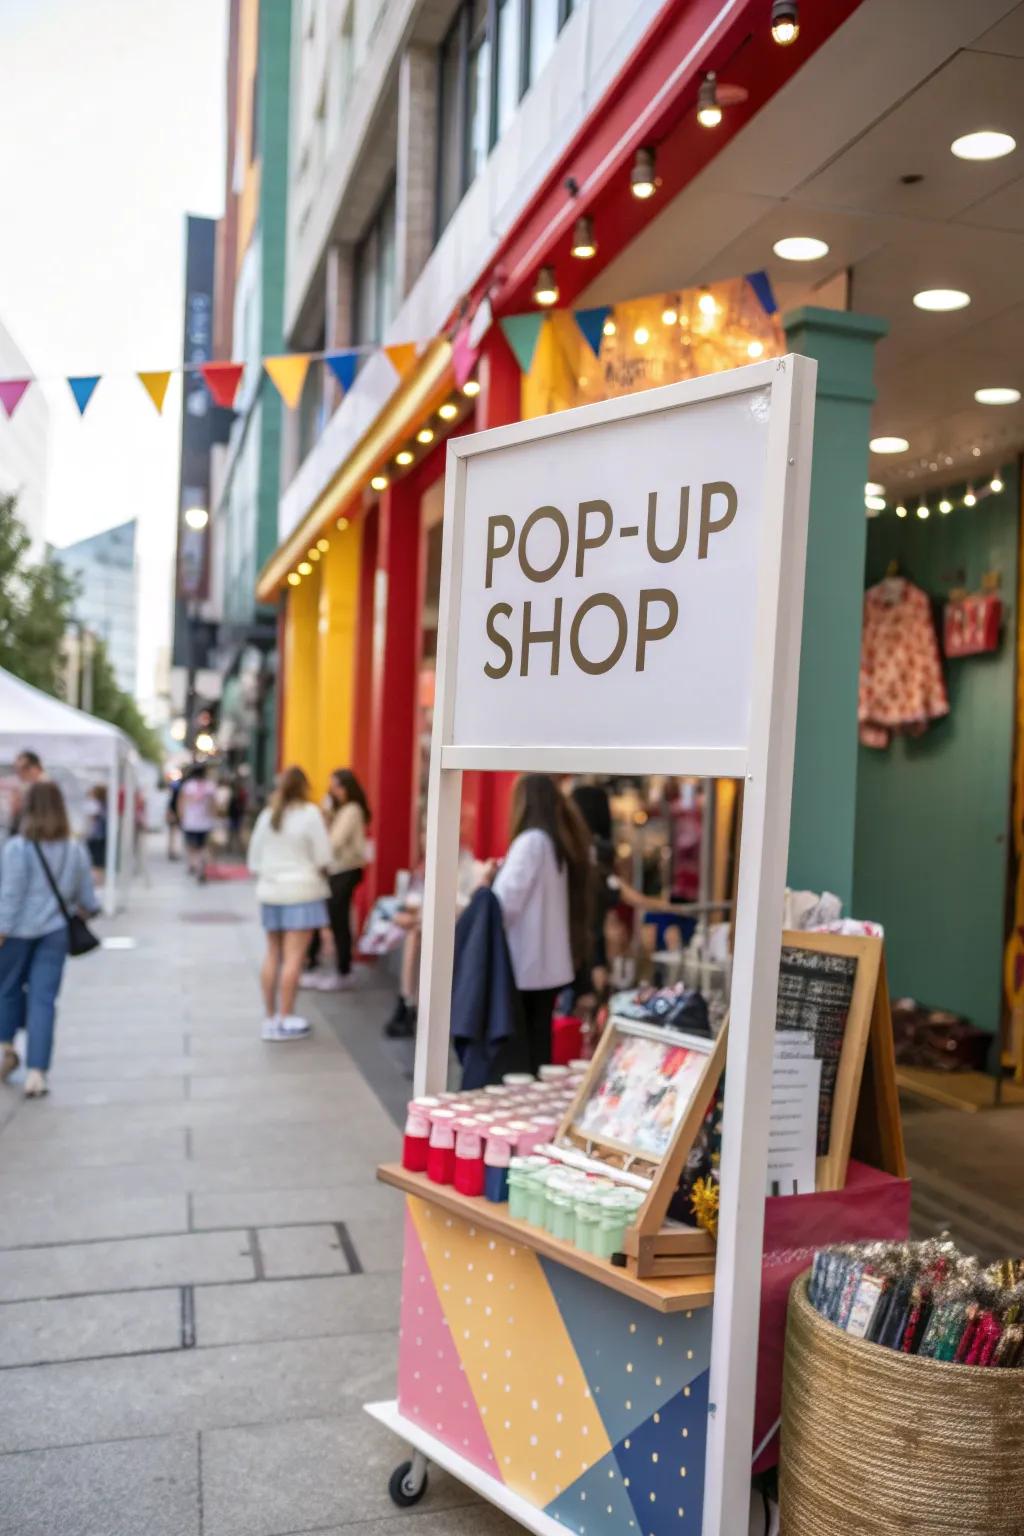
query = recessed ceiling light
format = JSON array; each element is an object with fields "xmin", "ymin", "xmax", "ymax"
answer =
[
  {"xmin": 913, "ymin": 288, "xmax": 970, "ymax": 312},
  {"xmin": 870, "ymin": 436, "xmax": 909, "ymax": 454},
  {"xmin": 865, "ymin": 481, "xmax": 885, "ymax": 497},
  {"xmin": 951, "ymin": 130, "xmax": 1016, "ymax": 161},
  {"xmin": 773, "ymin": 236, "xmax": 829, "ymax": 262},
  {"xmin": 975, "ymin": 386, "xmax": 1021, "ymax": 405}
]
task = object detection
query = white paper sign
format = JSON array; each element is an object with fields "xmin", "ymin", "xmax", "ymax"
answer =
[{"xmin": 450, "ymin": 387, "xmax": 772, "ymax": 751}]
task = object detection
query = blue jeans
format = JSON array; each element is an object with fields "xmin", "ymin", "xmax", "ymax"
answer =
[{"xmin": 0, "ymin": 928, "xmax": 69, "ymax": 1071}]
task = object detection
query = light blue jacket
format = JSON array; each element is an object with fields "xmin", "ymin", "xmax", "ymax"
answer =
[{"xmin": 0, "ymin": 836, "xmax": 98, "ymax": 939}]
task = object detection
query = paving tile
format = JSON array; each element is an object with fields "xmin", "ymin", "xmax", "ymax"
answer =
[
  {"xmin": 0, "ymin": 1192, "xmax": 188, "ymax": 1249},
  {"xmin": 194, "ymin": 1273, "xmax": 401, "ymax": 1347},
  {"xmin": 188, "ymin": 1071, "xmax": 360, "ymax": 1101},
  {"xmin": 193, "ymin": 1184, "xmax": 393, "ymax": 1230},
  {"xmin": 40, "ymin": 1077, "xmax": 187, "ymax": 1106},
  {"xmin": 0, "ymin": 1333, "xmax": 396, "ymax": 1452},
  {"xmin": 343, "ymin": 1216, "xmax": 405, "ymax": 1275},
  {"xmin": 191, "ymin": 1123, "xmax": 398, "ymax": 1168},
  {"xmin": 0, "ymin": 1127, "xmax": 187, "ymax": 1171},
  {"xmin": 51, "ymin": 1055, "xmax": 195, "ymax": 1081},
  {"xmin": 201, "ymin": 1412, "xmax": 475, "ymax": 1536},
  {"xmin": 257, "ymin": 1224, "xmax": 352, "ymax": 1279},
  {"xmin": 0, "ymin": 1432, "xmax": 199, "ymax": 1536},
  {"xmin": 282, "ymin": 1509, "xmax": 519, "ymax": 1536},
  {"xmin": 0, "ymin": 1230, "xmax": 254, "ymax": 1302},
  {"xmin": 0, "ymin": 1288, "xmax": 182, "ymax": 1367}
]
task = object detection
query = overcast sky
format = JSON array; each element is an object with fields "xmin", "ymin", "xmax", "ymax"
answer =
[{"xmin": 0, "ymin": 0, "xmax": 227, "ymax": 716}]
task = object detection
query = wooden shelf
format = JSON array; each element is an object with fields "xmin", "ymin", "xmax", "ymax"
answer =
[{"xmin": 376, "ymin": 1163, "xmax": 715, "ymax": 1314}]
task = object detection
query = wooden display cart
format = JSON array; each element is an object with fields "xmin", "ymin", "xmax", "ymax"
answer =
[{"xmin": 366, "ymin": 357, "xmax": 818, "ymax": 1536}]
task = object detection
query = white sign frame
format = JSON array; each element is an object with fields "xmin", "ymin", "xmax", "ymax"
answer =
[{"xmin": 412, "ymin": 355, "xmax": 817, "ymax": 1536}]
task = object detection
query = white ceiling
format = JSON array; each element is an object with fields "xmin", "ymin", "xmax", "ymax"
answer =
[{"xmin": 582, "ymin": 0, "xmax": 1024, "ymax": 495}]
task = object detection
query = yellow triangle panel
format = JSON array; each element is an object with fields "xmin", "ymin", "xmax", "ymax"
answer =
[
  {"xmin": 263, "ymin": 355, "xmax": 310, "ymax": 410},
  {"xmin": 408, "ymin": 1197, "xmax": 611, "ymax": 1508},
  {"xmin": 137, "ymin": 370, "xmax": 172, "ymax": 414}
]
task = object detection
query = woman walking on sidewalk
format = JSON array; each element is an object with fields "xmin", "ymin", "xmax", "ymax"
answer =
[
  {"xmin": 0, "ymin": 781, "xmax": 98, "ymax": 1097},
  {"xmin": 302, "ymin": 768, "xmax": 369, "ymax": 992},
  {"xmin": 248, "ymin": 766, "xmax": 331, "ymax": 1042}
]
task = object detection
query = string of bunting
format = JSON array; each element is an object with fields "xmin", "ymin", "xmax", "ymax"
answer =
[{"xmin": 0, "ymin": 273, "xmax": 776, "ymax": 422}]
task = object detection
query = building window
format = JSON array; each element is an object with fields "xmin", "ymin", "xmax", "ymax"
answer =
[
  {"xmin": 353, "ymin": 183, "xmax": 397, "ymax": 347},
  {"xmin": 436, "ymin": 0, "xmax": 576, "ymax": 237}
]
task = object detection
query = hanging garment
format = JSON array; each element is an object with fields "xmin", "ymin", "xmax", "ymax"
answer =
[{"xmin": 858, "ymin": 577, "xmax": 949, "ymax": 748}]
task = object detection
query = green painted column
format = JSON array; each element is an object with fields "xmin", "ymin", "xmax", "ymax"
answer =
[{"xmin": 782, "ymin": 306, "xmax": 888, "ymax": 909}]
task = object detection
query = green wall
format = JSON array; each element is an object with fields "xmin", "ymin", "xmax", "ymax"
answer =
[{"xmin": 852, "ymin": 468, "xmax": 1019, "ymax": 1037}]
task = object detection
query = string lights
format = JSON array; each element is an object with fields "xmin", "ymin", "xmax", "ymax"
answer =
[
  {"xmin": 696, "ymin": 73, "xmax": 722, "ymax": 129},
  {"xmin": 630, "ymin": 147, "xmax": 657, "ymax": 199},
  {"xmin": 570, "ymin": 215, "xmax": 597, "ymax": 259},
  {"xmin": 533, "ymin": 265, "xmax": 560, "ymax": 306}
]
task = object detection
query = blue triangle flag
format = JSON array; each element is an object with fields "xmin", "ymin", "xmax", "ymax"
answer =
[
  {"xmin": 500, "ymin": 313, "xmax": 546, "ymax": 375},
  {"xmin": 325, "ymin": 351, "xmax": 358, "ymax": 393},
  {"xmin": 574, "ymin": 306, "xmax": 612, "ymax": 360},
  {"xmin": 745, "ymin": 270, "xmax": 778, "ymax": 316},
  {"xmin": 68, "ymin": 375, "xmax": 101, "ymax": 415}
]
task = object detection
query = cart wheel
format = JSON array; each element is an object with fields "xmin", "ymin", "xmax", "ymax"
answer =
[{"xmin": 389, "ymin": 1458, "xmax": 428, "ymax": 1508}]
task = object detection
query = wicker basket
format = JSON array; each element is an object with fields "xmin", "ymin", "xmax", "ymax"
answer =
[{"xmin": 780, "ymin": 1275, "xmax": 1024, "ymax": 1535}]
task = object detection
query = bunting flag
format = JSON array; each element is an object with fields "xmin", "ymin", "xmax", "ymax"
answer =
[
  {"xmin": 325, "ymin": 350, "xmax": 358, "ymax": 394},
  {"xmin": 574, "ymin": 306, "xmax": 612, "ymax": 360},
  {"xmin": 745, "ymin": 269, "xmax": 778, "ymax": 316},
  {"xmin": 263, "ymin": 355, "xmax": 310, "ymax": 410},
  {"xmin": 500, "ymin": 313, "xmax": 545, "ymax": 376},
  {"xmin": 67, "ymin": 376, "xmax": 101, "ymax": 416},
  {"xmin": 138, "ymin": 370, "xmax": 172, "ymax": 414},
  {"xmin": 200, "ymin": 362, "xmax": 244, "ymax": 409},
  {"xmin": 452, "ymin": 327, "xmax": 479, "ymax": 389},
  {"xmin": 384, "ymin": 342, "xmax": 417, "ymax": 379},
  {"xmin": 0, "ymin": 379, "xmax": 30, "ymax": 419}
]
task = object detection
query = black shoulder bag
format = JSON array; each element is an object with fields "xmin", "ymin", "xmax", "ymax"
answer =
[{"xmin": 32, "ymin": 843, "xmax": 101, "ymax": 957}]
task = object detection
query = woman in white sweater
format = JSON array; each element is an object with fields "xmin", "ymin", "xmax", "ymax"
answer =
[
  {"xmin": 247, "ymin": 766, "xmax": 331, "ymax": 1041},
  {"xmin": 302, "ymin": 768, "xmax": 370, "ymax": 991}
]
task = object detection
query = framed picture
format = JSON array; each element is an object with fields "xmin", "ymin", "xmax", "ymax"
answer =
[{"xmin": 564, "ymin": 1019, "xmax": 719, "ymax": 1165}]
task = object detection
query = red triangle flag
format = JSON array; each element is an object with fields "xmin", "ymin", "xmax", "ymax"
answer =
[
  {"xmin": 0, "ymin": 379, "xmax": 31, "ymax": 419},
  {"xmin": 199, "ymin": 362, "xmax": 244, "ymax": 409}
]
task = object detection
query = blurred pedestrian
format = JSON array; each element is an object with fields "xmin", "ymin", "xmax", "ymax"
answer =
[
  {"xmin": 83, "ymin": 783, "xmax": 108, "ymax": 875},
  {"xmin": 0, "ymin": 781, "xmax": 98, "ymax": 1097},
  {"xmin": 247, "ymin": 765, "xmax": 331, "ymax": 1041},
  {"xmin": 10, "ymin": 750, "xmax": 44, "ymax": 833},
  {"xmin": 302, "ymin": 768, "xmax": 369, "ymax": 992},
  {"xmin": 178, "ymin": 764, "xmax": 217, "ymax": 881}
]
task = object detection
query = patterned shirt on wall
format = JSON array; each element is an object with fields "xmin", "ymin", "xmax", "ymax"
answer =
[{"xmin": 858, "ymin": 577, "xmax": 950, "ymax": 749}]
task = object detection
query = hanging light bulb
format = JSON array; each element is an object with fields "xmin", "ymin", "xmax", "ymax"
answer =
[
  {"xmin": 661, "ymin": 305, "xmax": 678, "ymax": 326},
  {"xmin": 964, "ymin": 487, "xmax": 976, "ymax": 507},
  {"xmin": 630, "ymin": 147, "xmax": 657, "ymax": 200},
  {"xmin": 633, "ymin": 326, "xmax": 650, "ymax": 345},
  {"xmin": 395, "ymin": 449, "xmax": 414, "ymax": 466},
  {"xmin": 991, "ymin": 474, "xmax": 1004, "ymax": 493},
  {"xmin": 533, "ymin": 264, "xmax": 559, "ymax": 306},
  {"xmin": 697, "ymin": 73, "xmax": 722, "ymax": 129},
  {"xmin": 570, "ymin": 215, "xmax": 596, "ymax": 260},
  {"xmin": 438, "ymin": 401, "xmax": 459, "ymax": 421},
  {"xmin": 747, "ymin": 339, "xmax": 765, "ymax": 358},
  {"xmin": 698, "ymin": 289, "xmax": 719, "ymax": 318},
  {"xmin": 370, "ymin": 474, "xmax": 389, "ymax": 492},
  {"xmin": 939, "ymin": 499, "xmax": 953, "ymax": 514},
  {"xmin": 308, "ymin": 548, "xmax": 320, "ymax": 561},
  {"xmin": 602, "ymin": 317, "xmax": 617, "ymax": 337},
  {"xmin": 297, "ymin": 561, "xmax": 313, "ymax": 576},
  {"xmin": 416, "ymin": 426, "xmax": 435, "ymax": 445},
  {"xmin": 462, "ymin": 378, "xmax": 480, "ymax": 397},
  {"xmin": 287, "ymin": 572, "xmax": 301, "ymax": 586},
  {"xmin": 770, "ymin": 0, "xmax": 800, "ymax": 45},
  {"xmin": 317, "ymin": 538, "xmax": 329, "ymax": 552},
  {"xmin": 916, "ymin": 501, "xmax": 930, "ymax": 520},
  {"xmin": 895, "ymin": 504, "xmax": 908, "ymax": 519}
]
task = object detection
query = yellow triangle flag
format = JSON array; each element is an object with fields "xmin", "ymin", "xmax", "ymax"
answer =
[
  {"xmin": 263, "ymin": 355, "xmax": 310, "ymax": 410},
  {"xmin": 384, "ymin": 342, "xmax": 417, "ymax": 379},
  {"xmin": 137, "ymin": 371, "xmax": 172, "ymax": 414}
]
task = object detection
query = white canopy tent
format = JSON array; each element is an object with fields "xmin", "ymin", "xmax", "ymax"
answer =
[{"xmin": 0, "ymin": 667, "xmax": 137, "ymax": 915}]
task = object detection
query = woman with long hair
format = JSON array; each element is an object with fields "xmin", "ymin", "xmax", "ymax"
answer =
[
  {"xmin": 247, "ymin": 765, "xmax": 332, "ymax": 1041},
  {"xmin": 302, "ymin": 768, "xmax": 370, "ymax": 992},
  {"xmin": 491, "ymin": 773, "xmax": 593, "ymax": 1071},
  {"xmin": 0, "ymin": 781, "xmax": 98, "ymax": 1097}
]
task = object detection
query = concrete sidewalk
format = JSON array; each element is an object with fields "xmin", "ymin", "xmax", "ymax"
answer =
[{"xmin": 0, "ymin": 852, "xmax": 514, "ymax": 1536}]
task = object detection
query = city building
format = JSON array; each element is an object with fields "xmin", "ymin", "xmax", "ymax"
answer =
[
  {"xmin": 0, "ymin": 313, "xmax": 49, "ymax": 559},
  {"xmin": 257, "ymin": 0, "xmax": 1024, "ymax": 1067},
  {"xmin": 53, "ymin": 518, "xmax": 138, "ymax": 695}
]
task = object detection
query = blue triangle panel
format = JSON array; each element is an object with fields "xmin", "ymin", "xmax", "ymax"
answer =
[
  {"xmin": 574, "ymin": 306, "xmax": 611, "ymax": 360},
  {"xmin": 613, "ymin": 1373, "xmax": 710, "ymax": 1536},
  {"xmin": 539, "ymin": 1257, "xmax": 712, "ymax": 1446},
  {"xmin": 544, "ymin": 1447, "xmax": 641, "ymax": 1536},
  {"xmin": 325, "ymin": 350, "xmax": 358, "ymax": 392},
  {"xmin": 68, "ymin": 375, "xmax": 100, "ymax": 415},
  {"xmin": 745, "ymin": 268, "xmax": 778, "ymax": 316}
]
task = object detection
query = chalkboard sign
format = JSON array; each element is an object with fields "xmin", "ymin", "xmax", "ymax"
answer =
[
  {"xmin": 777, "ymin": 946, "xmax": 859, "ymax": 1155},
  {"xmin": 776, "ymin": 932, "xmax": 905, "ymax": 1191}
]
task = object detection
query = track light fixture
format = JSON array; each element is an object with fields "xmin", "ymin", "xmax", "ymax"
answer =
[
  {"xmin": 771, "ymin": 1, "xmax": 799, "ymax": 46},
  {"xmin": 570, "ymin": 215, "xmax": 596, "ymax": 260},
  {"xmin": 533, "ymin": 264, "xmax": 560, "ymax": 306},
  {"xmin": 630, "ymin": 147, "xmax": 657, "ymax": 200},
  {"xmin": 697, "ymin": 73, "xmax": 722, "ymax": 129}
]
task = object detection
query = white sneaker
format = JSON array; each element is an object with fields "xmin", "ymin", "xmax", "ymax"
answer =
[
  {"xmin": 313, "ymin": 973, "xmax": 353, "ymax": 992},
  {"xmin": 298, "ymin": 970, "xmax": 322, "ymax": 989},
  {"xmin": 261, "ymin": 1016, "xmax": 292, "ymax": 1042},
  {"xmin": 280, "ymin": 1014, "xmax": 311, "ymax": 1037}
]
